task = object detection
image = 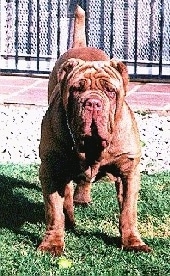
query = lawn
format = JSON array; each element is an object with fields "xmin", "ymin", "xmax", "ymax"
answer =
[{"xmin": 0, "ymin": 164, "xmax": 169, "ymax": 275}]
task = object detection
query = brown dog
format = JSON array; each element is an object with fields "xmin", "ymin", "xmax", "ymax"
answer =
[{"xmin": 38, "ymin": 6, "xmax": 151, "ymax": 256}]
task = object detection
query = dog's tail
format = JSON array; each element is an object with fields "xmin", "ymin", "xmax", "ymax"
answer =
[{"xmin": 72, "ymin": 5, "xmax": 86, "ymax": 48}]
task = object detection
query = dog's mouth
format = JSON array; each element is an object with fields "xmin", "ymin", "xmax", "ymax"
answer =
[
  {"xmin": 81, "ymin": 118, "xmax": 109, "ymax": 145},
  {"xmin": 78, "ymin": 119, "xmax": 110, "ymax": 159},
  {"xmin": 79, "ymin": 135, "xmax": 108, "ymax": 165},
  {"xmin": 81, "ymin": 108, "xmax": 111, "ymax": 144}
]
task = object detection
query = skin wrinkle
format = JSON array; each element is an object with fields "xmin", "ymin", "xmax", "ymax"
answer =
[
  {"xmin": 50, "ymin": 59, "xmax": 122, "ymax": 109},
  {"xmin": 68, "ymin": 65, "xmax": 121, "ymax": 97},
  {"xmin": 70, "ymin": 98, "xmax": 111, "ymax": 143},
  {"xmin": 62, "ymin": 59, "xmax": 120, "ymax": 89},
  {"xmin": 59, "ymin": 62, "xmax": 119, "ymax": 147}
]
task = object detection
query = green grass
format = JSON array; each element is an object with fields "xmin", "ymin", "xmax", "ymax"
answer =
[{"xmin": 0, "ymin": 164, "xmax": 169, "ymax": 275}]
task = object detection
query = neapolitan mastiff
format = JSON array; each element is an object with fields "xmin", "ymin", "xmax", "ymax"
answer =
[{"xmin": 38, "ymin": 6, "xmax": 151, "ymax": 255}]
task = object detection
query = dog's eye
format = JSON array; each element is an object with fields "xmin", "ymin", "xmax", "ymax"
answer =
[
  {"xmin": 70, "ymin": 79, "xmax": 86, "ymax": 93},
  {"xmin": 102, "ymin": 81, "xmax": 116, "ymax": 98},
  {"xmin": 105, "ymin": 86, "xmax": 116, "ymax": 93},
  {"xmin": 101, "ymin": 80, "xmax": 116, "ymax": 94},
  {"xmin": 78, "ymin": 79, "xmax": 86, "ymax": 91},
  {"xmin": 105, "ymin": 90, "xmax": 116, "ymax": 99}
]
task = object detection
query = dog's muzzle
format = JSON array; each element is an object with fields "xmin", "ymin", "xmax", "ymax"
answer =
[
  {"xmin": 84, "ymin": 97, "xmax": 102, "ymax": 112},
  {"xmin": 73, "ymin": 93, "xmax": 112, "ymax": 155},
  {"xmin": 82, "ymin": 96, "xmax": 103, "ymax": 135}
]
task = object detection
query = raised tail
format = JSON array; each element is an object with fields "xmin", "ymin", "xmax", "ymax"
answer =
[{"xmin": 72, "ymin": 5, "xmax": 87, "ymax": 48}]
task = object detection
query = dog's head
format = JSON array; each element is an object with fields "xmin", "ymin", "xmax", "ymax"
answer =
[{"xmin": 57, "ymin": 58, "xmax": 129, "ymax": 153}]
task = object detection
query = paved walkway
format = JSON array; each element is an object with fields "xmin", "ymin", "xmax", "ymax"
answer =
[{"xmin": 0, "ymin": 75, "xmax": 170, "ymax": 112}]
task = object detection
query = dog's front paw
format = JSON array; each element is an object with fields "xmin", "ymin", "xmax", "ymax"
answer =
[
  {"xmin": 38, "ymin": 231, "xmax": 65, "ymax": 256},
  {"xmin": 38, "ymin": 243, "xmax": 64, "ymax": 256},
  {"xmin": 123, "ymin": 244, "xmax": 152, "ymax": 253},
  {"xmin": 122, "ymin": 235, "xmax": 152, "ymax": 253}
]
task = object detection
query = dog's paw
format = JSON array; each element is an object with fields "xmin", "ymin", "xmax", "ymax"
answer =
[
  {"xmin": 122, "ymin": 235, "xmax": 152, "ymax": 253},
  {"xmin": 38, "ymin": 243, "xmax": 64, "ymax": 256},
  {"xmin": 123, "ymin": 244, "xmax": 152, "ymax": 253},
  {"xmin": 38, "ymin": 233, "xmax": 65, "ymax": 256},
  {"xmin": 74, "ymin": 182, "xmax": 92, "ymax": 205},
  {"xmin": 73, "ymin": 198, "xmax": 91, "ymax": 206}
]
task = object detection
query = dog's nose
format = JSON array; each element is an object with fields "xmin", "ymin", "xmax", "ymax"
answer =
[{"xmin": 85, "ymin": 98, "xmax": 102, "ymax": 111}]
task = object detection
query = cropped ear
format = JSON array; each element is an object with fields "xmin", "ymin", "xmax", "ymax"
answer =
[
  {"xmin": 58, "ymin": 58, "xmax": 84, "ymax": 82},
  {"xmin": 110, "ymin": 59, "xmax": 129, "ymax": 94}
]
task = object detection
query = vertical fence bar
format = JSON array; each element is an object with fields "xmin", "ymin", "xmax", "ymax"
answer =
[
  {"xmin": 134, "ymin": 0, "xmax": 138, "ymax": 75},
  {"xmin": 109, "ymin": 3, "xmax": 114, "ymax": 59},
  {"xmin": 123, "ymin": 0, "xmax": 128, "ymax": 60},
  {"xmin": 99, "ymin": 0, "xmax": 105, "ymax": 50},
  {"xmin": 15, "ymin": 0, "xmax": 19, "ymax": 69},
  {"xmin": 47, "ymin": 0, "xmax": 52, "ymax": 56},
  {"xmin": 149, "ymin": 0, "xmax": 154, "ymax": 63},
  {"xmin": 57, "ymin": 0, "xmax": 60, "ymax": 58},
  {"xmin": 159, "ymin": 0, "xmax": 164, "ymax": 77},
  {"xmin": 36, "ymin": 0, "xmax": 40, "ymax": 71},
  {"xmin": 26, "ymin": 0, "xmax": 32, "ymax": 69}
]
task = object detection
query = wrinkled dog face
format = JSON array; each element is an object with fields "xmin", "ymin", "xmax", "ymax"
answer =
[{"xmin": 59, "ymin": 59, "xmax": 127, "ymax": 153}]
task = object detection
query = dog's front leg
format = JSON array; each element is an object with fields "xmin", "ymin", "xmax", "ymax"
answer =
[
  {"xmin": 38, "ymin": 182, "xmax": 65, "ymax": 256},
  {"xmin": 118, "ymin": 165, "xmax": 152, "ymax": 252},
  {"xmin": 38, "ymin": 162, "xmax": 72, "ymax": 256}
]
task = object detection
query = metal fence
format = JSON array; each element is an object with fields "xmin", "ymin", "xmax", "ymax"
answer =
[{"xmin": 0, "ymin": 0, "xmax": 169, "ymax": 80}]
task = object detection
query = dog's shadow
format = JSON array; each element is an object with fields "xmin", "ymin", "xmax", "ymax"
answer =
[
  {"xmin": 0, "ymin": 174, "xmax": 44, "ymax": 245},
  {"xmin": 0, "ymin": 173, "xmax": 121, "ymax": 249},
  {"xmin": 70, "ymin": 227, "xmax": 121, "ymax": 248}
]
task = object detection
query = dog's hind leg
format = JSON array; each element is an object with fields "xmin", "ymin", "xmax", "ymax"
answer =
[
  {"xmin": 115, "ymin": 177, "xmax": 123, "ymax": 211},
  {"xmin": 63, "ymin": 181, "xmax": 75, "ymax": 228},
  {"xmin": 74, "ymin": 181, "xmax": 92, "ymax": 205}
]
